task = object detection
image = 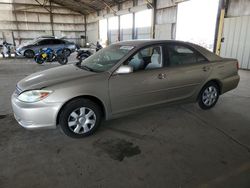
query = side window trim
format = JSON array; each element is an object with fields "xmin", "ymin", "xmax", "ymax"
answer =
[
  {"xmin": 166, "ymin": 42, "xmax": 208, "ymax": 67},
  {"xmin": 124, "ymin": 44, "xmax": 165, "ymax": 72}
]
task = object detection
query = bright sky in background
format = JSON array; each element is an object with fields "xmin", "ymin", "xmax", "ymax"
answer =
[
  {"xmin": 120, "ymin": 14, "xmax": 133, "ymax": 29},
  {"xmin": 135, "ymin": 9, "xmax": 152, "ymax": 28},
  {"xmin": 99, "ymin": 9, "xmax": 152, "ymax": 43},
  {"xmin": 176, "ymin": 0, "xmax": 219, "ymax": 51},
  {"xmin": 99, "ymin": 19, "xmax": 107, "ymax": 44},
  {"xmin": 108, "ymin": 16, "xmax": 119, "ymax": 30}
]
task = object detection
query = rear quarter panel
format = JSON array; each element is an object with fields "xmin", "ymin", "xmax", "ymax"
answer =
[{"xmin": 207, "ymin": 58, "xmax": 240, "ymax": 94}]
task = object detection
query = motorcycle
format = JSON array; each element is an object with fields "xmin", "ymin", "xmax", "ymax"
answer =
[
  {"xmin": 0, "ymin": 41, "xmax": 13, "ymax": 58},
  {"xmin": 76, "ymin": 49, "xmax": 93, "ymax": 62},
  {"xmin": 76, "ymin": 42, "xmax": 103, "ymax": 62},
  {"xmin": 34, "ymin": 48, "xmax": 69, "ymax": 65}
]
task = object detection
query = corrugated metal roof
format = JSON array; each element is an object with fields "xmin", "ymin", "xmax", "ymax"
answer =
[{"xmin": 51, "ymin": 0, "xmax": 129, "ymax": 15}]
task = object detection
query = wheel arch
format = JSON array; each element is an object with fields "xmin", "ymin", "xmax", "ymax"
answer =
[
  {"xmin": 56, "ymin": 95, "xmax": 107, "ymax": 125},
  {"xmin": 206, "ymin": 79, "xmax": 222, "ymax": 94},
  {"xmin": 24, "ymin": 49, "xmax": 35, "ymax": 57},
  {"xmin": 197, "ymin": 79, "xmax": 223, "ymax": 101}
]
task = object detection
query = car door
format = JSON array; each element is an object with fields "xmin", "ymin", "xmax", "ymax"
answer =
[
  {"xmin": 51, "ymin": 39, "xmax": 65, "ymax": 51},
  {"xmin": 34, "ymin": 39, "xmax": 49, "ymax": 52},
  {"xmin": 109, "ymin": 45, "xmax": 171, "ymax": 114},
  {"xmin": 162, "ymin": 43, "xmax": 212, "ymax": 101},
  {"xmin": 45, "ymin": 39, "xmax": 57, "ymax": 50}
]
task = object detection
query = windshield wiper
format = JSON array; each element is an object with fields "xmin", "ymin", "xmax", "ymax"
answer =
[{"xmin": 81, "ymin": 65, "xmax": 96, "ymax": 72}]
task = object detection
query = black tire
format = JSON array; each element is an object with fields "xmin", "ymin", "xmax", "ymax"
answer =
[
  {"xmin": 59, "ymin": 98, "xmax": 102, "ymax": 138},
  {"xmin": 34, "ymin": 54, "xmax": 45, "ymax": 64},
  {"xmin": 62, "ymin": 48, "xmax": 71, "ymax": 57},
  {"xmin": 79, "ymin": 53, "xmax": 90, "ymax": 61},
  {"xmin": 57, "ymin": 56, "xmax": 68, "ymax": 65},
  {"xmin": 24, "ymin": 50, "xmax": 35, "ymax": 58},
  {"xmin": 198, "ymin": 82, "xmax": 220, "ymax": 110}
]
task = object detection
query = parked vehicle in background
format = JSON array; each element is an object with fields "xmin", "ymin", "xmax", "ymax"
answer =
[
  {"xmin": 11, "ymin": 40, "xmax": 240, "ymax": 138},
  {"xmin": 76, "ymin": 49, "xmax": 93, "ymax": 62},
  {"xmin": 1, "ymin": 41, "xmax": 14, "ymax": 58},
  {"xmin": 16, "ymin": 38, "xmax": 77, "ymax": 58},
  {"xmin": 76, "ymin": 42, "xmax": 103, "ymax": 62},
  {"xmin": 34, "ymin": 48, "xmax": 69, "ymax": 65}
]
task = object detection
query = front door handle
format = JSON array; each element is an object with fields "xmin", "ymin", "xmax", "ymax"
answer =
[
  {"xmin": 202, "ymin": 66, "xmax": 210, "ymax": 72},
  {"xmin": 158, "ymin": 73, "xmax": 167, "ymax": 79}
]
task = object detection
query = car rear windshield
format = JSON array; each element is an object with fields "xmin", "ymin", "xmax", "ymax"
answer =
[{"xmin": 78, "ymin": 45, "xmax": 134, "ymax": 72}]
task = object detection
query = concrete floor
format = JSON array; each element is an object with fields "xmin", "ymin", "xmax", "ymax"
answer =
[{"xmin": 0, "ymin": 56, "xmax": 250, "ymax": 188}]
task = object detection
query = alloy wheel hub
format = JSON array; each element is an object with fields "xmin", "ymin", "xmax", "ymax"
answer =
[{"xmin": 67, "ymin": 107, "xmax": 96, "ymax": 134}]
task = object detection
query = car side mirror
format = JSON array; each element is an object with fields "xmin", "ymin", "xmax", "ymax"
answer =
[{"xmin": 115, "ymin": 65, "xmax": 133, "ymax": 75}]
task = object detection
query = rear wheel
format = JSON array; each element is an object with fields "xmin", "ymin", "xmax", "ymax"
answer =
[
  {"xmin": 24, "ymin": 50, "xmax": 35, "ymax": 58},
  {"xmin": 59, "ymin": 99, "xmax": 102, "ymax": 138},
  {"xmin": 198, "ymin": 82, "xmax": 219, "ymax": 110},
  {"xmin": 62, "ymin": 48, "xmax": 71, "ymax": 57}
]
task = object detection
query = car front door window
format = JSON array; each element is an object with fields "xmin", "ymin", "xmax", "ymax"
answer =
[{"xmin": 126, "ymin": 46, "xmax": 163, "ymax": 72}]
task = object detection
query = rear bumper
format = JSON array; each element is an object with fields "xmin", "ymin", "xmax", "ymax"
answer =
[
  {"xmin": 11, "ymin": 93, "xmax": 62, "ymax": 130},
  {"xmin": 221, "ymin": 75, "xmax": 240, "ymax": 94}
]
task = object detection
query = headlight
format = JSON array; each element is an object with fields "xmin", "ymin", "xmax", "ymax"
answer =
[{"xmin": 17, "ymin": 90, "xmax": 52, "ymax": 103}]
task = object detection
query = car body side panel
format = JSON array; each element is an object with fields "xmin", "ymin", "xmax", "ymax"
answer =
[
  {"xmin": 43, "ymin": 72, "xmax": 112, "ymax": 121},
  {"xmin": 189, "ymin": 60, "xmax": 240, "ymax": 101},
  {"xmin": 162, "ymin": 62, "xmax": 212, "ymax": 101},
  {"xmin": 207, "ymin": 59, "xmax": 240, "ymax": 94},
  {"xmin": 109, "ymin": 68, "xmax": 172, "ymax": 114},
  {"xmin": 12, "ymin": 40, "xmax": 241, "ymax": 129}
]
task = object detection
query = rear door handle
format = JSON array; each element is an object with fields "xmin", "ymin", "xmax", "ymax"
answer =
[{"xmin": 158, "ymin": 73, "xmax": 167, "ymax": 79}]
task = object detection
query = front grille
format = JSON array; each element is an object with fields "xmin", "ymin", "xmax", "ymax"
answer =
[{"xmin": 15, "ymin": 86, "xmax": 22, "ymax": 95}]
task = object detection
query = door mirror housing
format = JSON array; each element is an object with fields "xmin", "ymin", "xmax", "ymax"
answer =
[{"xmin": 115, "ymin": 65, "xmax": 133, "ymax": 75}]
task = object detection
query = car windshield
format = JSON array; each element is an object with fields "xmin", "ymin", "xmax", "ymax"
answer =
[{"xmin": 77, "ymin": 44, "xmax": 134, "ymax": 72}]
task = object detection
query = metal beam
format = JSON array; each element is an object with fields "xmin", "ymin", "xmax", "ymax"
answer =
[
  {"xmin": 0, "ymin": 1, "xmax": 63, "ymax": 8},
  {"xmin": 35, "ymin": 0, "xmax": 51, "ymax": 12},
  {"xmin": 84, "ymin": 15, "xmax": 87, "ymax": 45},
  {"xmin": 13, "ymin": 10, "xmax": 81, "ymax": 16},
  {"xmin": 214, "ymin": 0, "xmax": 226, "ymax": 54},
  {"xmin": 12, "ymin": 0, "xmax": 20, "ymax": 46},
  {"xmin": 132, "ymin": 0, "xmax": 138, "ymax": 39},
  {"xmin": 49, "ymin": 0, "xmax": 55, "ymax": 36},
  {"xmin": 118, "ymin": 2, "xmax": 121, "ymax": 41},
  {"xmin": 152, "ymin": 0, "xmax": 157, "ymax": 39},
  {"xmin": 100, "ymin": 0, "xmax": 117, "ymax": 15},
  {"xmin": 51, "ymin": 0, "xmax": 99, "ymax": 15},
  {"xmin": 0, "ymin": 20, "xmax": 85, "ymax": 25}
]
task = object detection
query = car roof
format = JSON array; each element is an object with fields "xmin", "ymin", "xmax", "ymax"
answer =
[
  {"xmin": 113, "ymin": 39, "xmax": 186, "ymax": 47},
  {"xmin": 113, "ymin": 40, "xmax": 222, "ymax": 61}
]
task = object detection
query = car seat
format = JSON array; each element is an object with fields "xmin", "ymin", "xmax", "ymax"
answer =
[{"xmin": 145, "ymin": 48, "xmax": 162, "ymax": 70}]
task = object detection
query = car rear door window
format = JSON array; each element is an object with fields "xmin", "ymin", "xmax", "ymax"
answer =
[
  {"xmin": 167, "ymin": 44, "xmax": 206, "ymax": 66},
  {"xmin": 38, "ymin": 39, "xmax": 50, "ymax": 45},
  {"xmin": 52, "ymin": 39, "xmax": 65, "ymax": 44}
]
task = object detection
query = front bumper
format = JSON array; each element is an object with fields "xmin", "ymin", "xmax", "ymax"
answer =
[
  {"xmin": 11, "ymin": 93, "xmax": 62, "ymax": 130},
  {"xmin": 15, "ymin": 49, "xmax": 24, "ymax": 56}
]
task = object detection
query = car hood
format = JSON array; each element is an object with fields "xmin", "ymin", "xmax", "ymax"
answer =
[
  {"xmin": 17, "ymin": 64, "xmax": 95, "ymax": 91},
  {"xmin": 17, "ymin": 42, "xmax": 33, "ymax": 50}
]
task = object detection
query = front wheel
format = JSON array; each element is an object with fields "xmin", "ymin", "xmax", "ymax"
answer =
[
  {"xmin": 24, "ymin": 50, "xmax": 35, "ymax": 58},
  {"xmin": 59, "ymin": 99, "xmax": 102, "ymax": 138},
  {"xmin": 34, "ymin": 54, "xmax": 45, "ymax": 64},
  {"xmin": 198, "ymin": 82, "xmax": 219, "ymax": 110},
  {"xmin": 57, "ymin": 55, "xmax": 68, "ymax": 65}
]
